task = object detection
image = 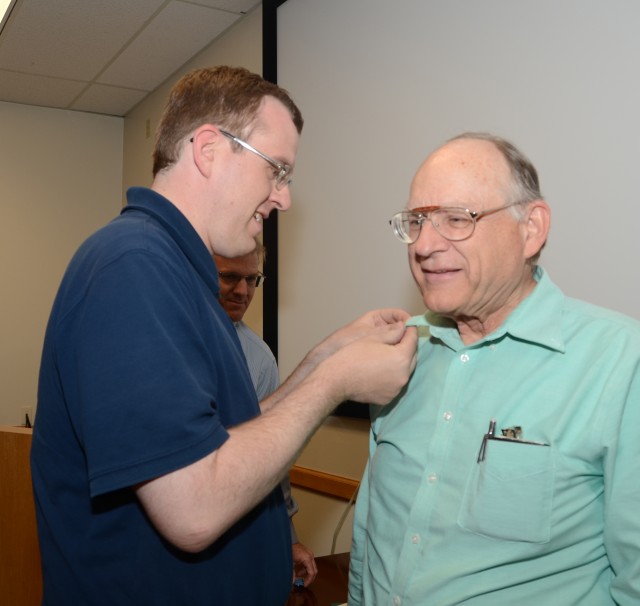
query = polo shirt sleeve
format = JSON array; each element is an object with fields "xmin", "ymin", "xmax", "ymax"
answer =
[{"xmin": 59, "ymin": 248, "xmax": 230, "ymax": 497}]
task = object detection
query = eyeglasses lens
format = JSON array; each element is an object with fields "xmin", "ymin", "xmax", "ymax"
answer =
[
  {"xmin": 219, "ymin": 273, "xmax": 264, "ymax": 287},
  {"xmin": 275, "ymin": 168, "xmax": 292, "ymax": 190},
  {"xmin": 392, "ymin": 209, "xmax": 475, "ymax": 243}
]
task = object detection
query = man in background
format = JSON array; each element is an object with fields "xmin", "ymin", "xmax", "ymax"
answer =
[
  {"xmin": 349, "ymin": 132, "xmax": 640, "ymax": 605},
  {"xmin": 214, "ymin": 244, "xmax": 317, "ymax": 587}
]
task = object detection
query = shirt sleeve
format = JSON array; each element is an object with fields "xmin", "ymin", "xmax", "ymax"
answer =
[
  {"xmin": 604, "ymin": 364, "xmax": 640, "ymax": 603},
  {"xmin": 348, "ymin": 423, "xmax": 376, "ymax": 606},
  {"xmin": 255, "ymin": 352, "xmax": 279, "ymax": 401},
  {"xmin": 280, "ymin": 476, "xmax": 300, "ymax": 543},
  {"xmin": 65, "ymin": 249, "xmax": 230, "ymax": 496}
]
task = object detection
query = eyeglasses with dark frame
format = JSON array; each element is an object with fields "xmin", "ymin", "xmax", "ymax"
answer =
[
  {"xmin": 389, "ymin": 201, "xmax": 523, "ymax": 244},
  {"xmin": 219, "ymin": 130, "xmax": 293, "ymax": 191},
  {"xmin": 218, "ymin": 271, "xmax": 265, "ymax": 288}
]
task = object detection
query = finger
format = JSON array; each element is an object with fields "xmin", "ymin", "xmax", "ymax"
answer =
[
  {"xmin": 303, "ymin": 561, "xmax": 317, "ymax": 585},
  {"xmin": 369, "ymin": 308, "xmax": 411, "ymax": 326},
  {"xmin": 399, "ymin": 324, "xmax": 418, "ymax": 348},
  {"xmin": 400, "ymin": 326, "xmax": 419, "ymax": 374},
  {"xmin": 376, "ymin": 320, "xmax": 411, "ymax": 345}
]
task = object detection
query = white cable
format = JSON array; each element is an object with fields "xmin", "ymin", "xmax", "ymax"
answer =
[{"xmin": 331, "ymin": 483, "xmax": 360, "ymax": 555}]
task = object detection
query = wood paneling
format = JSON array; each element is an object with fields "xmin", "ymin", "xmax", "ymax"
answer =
[
  {"xmin": 0, "ymin": 426, "xmax": 42, "ymax": 605},
  {"xmin": 289, "ymin": 465, "xmax": 359, "ymax": 501}
]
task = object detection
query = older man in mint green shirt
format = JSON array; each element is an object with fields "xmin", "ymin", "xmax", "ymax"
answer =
[{"xmin": 349, "ymin": 133, "xmax": 640, "ymax": 605}]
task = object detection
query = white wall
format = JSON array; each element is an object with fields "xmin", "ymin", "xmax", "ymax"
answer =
[
  {"xmin": 0, "ymin": 101, "xmax": 123, "ymax": 425},
  {"xmin": 276, "ymin": 0, "xmax": 640, "ymax": 387}
]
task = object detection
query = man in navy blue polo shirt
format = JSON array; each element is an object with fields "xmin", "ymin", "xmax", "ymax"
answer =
[{"xmin": 31, "ymin": 65, "xmax": 417, "ymax": 606}]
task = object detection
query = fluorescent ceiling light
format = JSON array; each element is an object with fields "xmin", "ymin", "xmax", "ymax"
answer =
[{"xmin": 0, "ymin": 0, "xmax": 17, "ymax": 32}]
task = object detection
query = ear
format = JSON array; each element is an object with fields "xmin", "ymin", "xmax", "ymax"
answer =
[
  {"xmin": 189, "ymin": 125, "xmax": 218, "ymax": 178},
  {"xmin": 523, "ymin": 199, "xmax": 551, "ymax": 261}
]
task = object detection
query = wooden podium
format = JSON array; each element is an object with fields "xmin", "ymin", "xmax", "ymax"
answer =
[
  {"xmin": 0, "ymin": 426, "xmax": 43, "ymax": 605},
  {"xmin": 286, "ymin": 552, "xmax": 350, "ymax": 606}
]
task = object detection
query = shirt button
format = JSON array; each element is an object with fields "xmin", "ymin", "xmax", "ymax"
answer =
[
  {"xmin": 427, "ymin": 473, "xmax": 438, "ymax": 483},
  {"xmin": 443, "ymin": 411, "xmax": 453, "ymax": 422},
  {"xmin": 460, "ymin": 353, "xmax": 470, "ymax": 363},
  {"xmin": 393, "ymin": 597, "xmax": 402, "ymax": 606},
  {"xmin": 411, "ymin": 534, "xmax": 421, "ymax": 544}
]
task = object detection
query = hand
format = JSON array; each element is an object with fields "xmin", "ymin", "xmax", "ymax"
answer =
[
  {"xmin": 273, "ymin": 308, "xmax": 415, "ymax": 411},
  {"xmin": 322, "ymin": 322, "xmax": 418, "ymax": 406},
  {"xmin": 292, "ymin": 541, "xmax": 317, "ymax": 587},
  {"xmin": 316, "ymin": 308, "xmax": 413, "ymax": 360}
]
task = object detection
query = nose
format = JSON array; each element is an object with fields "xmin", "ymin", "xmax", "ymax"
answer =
[
  {"xmin": 270, "ymin": 182, "xmax": 292, "ymax": 212},
  {"xmin": 231, "ymin": 279, "xmax": 250, "ymax": 296}
]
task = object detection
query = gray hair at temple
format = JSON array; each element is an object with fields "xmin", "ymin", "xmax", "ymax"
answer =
[{"xmin": 449, "ymin": 132, "xmax": 543, "ymax": 221}]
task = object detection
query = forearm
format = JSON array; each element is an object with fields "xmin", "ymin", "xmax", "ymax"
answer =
[
  {"xmin": 137, "ymin": 315, "xmax": 416, "ymax": 553},
  {"xmin": 136, "ymin": 364, "xmax": 341, "ymax": 552},
  {"xmin": 214, "ymin": 373, "xmax": 338, "ymax": 528},
  {"xmin": 259, "ymin": 338, "xmax": 332, "ymax": 413}
]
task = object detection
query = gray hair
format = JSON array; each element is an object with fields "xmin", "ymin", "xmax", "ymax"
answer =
[
  {"xmin": 448, "ymin": 132, "xmax": 543, "ymax": 220},
  {"xmin": 448, "ymin": 132, "xmax": 546, "ymax": 264}
]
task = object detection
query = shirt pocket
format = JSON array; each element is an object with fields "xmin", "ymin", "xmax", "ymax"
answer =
[{"xmin": 457, "ymin": 439, "xmax": 555, "ymax": 543}]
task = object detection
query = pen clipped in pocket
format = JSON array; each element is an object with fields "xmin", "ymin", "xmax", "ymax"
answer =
[{"xmin": 461, "ymin": 420, "xmax": 554, "ymax": 543}]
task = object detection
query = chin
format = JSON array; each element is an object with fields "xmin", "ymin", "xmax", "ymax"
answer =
[{"xmin": 421, "ymin": 295, "xmax": 459, "ymax": 317}]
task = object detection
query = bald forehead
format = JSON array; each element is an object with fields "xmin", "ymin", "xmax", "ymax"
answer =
[
  {"xmin": 411, "ymin": 138, "xmax": 511, "ymax": 204},
  {"xmin": 427, "ymin": 138, "xmax": 509, "ymax": 177}
]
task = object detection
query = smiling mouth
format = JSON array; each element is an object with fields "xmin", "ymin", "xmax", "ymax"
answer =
[
  {"xmin": 421, "ymin": 268, "xmax": 462, "ymax": 281},
  {"xmin": 425, "ymin": 268, "xmax": 458, "ymax": 274},
  {"xmin": 254, "ymin": 212, "xmax": 263, "ymax": 223}
]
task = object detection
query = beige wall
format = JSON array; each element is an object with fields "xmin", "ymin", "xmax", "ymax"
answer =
[
  {"xmin": 0, "ymin": 101, "xmax": 123, "ymax": 426},
  {"xmin": 291, "ymin": 416, "xmax": 370, "ymax": 556}
]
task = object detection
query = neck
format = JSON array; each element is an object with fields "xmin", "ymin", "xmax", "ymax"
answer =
[
  {"xmin": 455, "ymin": 272, "xmax": 538, "ymax": 345},
  {"xmin": 151, "ymin": 169, "xmax": 213, "ymax": 254}
]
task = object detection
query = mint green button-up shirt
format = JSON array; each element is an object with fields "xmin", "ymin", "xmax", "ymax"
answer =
[{"xmin": 349, "ymin": 268, "xmax": 640, "ymax": 605}]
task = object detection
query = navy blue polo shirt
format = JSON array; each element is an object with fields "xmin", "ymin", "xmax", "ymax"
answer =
[{"xmin": 32, "ymin": 187, "xmax": 291, "ymax": 605}]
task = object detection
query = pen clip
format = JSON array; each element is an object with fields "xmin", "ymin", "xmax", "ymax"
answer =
[{"xmin": 477, "ymin": 418, "xmax": 496, "ymax": 463}]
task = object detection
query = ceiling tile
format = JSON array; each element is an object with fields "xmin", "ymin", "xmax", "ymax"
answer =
[
  {"xmin": 0, "ymin": 69, "xmax": 86, "ymax": 109},
  {"xmin": 0, "ymin": 0, "xmax": 257, "ymax": 116},
  {"xmin": 194, "ymin": 0, "xmax": 260, "ymax": 12},
  {"xmin": 97, "ymin": 1, "xmax": 240, "ymax": 90},
  {"xmin": 0, "ymin": 0, "xmax": 167, "ymax": 80},
  {"xmin": 70, "ymin": 84, "xmax": 149, "ymax": 117}
]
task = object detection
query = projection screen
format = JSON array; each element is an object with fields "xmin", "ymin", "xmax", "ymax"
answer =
[{"xmin": 264, "ymin": 0, "xmax": 640, "ymax": 381}]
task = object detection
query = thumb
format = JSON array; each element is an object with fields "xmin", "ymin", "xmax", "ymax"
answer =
[{"xmin": 397, "ymin": 325, "xmax": 418, "ymax": 367}]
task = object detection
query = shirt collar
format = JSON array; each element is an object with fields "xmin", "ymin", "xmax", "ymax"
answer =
[
  {"xmin": 122, "ymin": 187, "xmax": 219, "ymax": 298},
  {"xmin": 407, "ymin": 267, "xmax": 566, "ymax": 353}
]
